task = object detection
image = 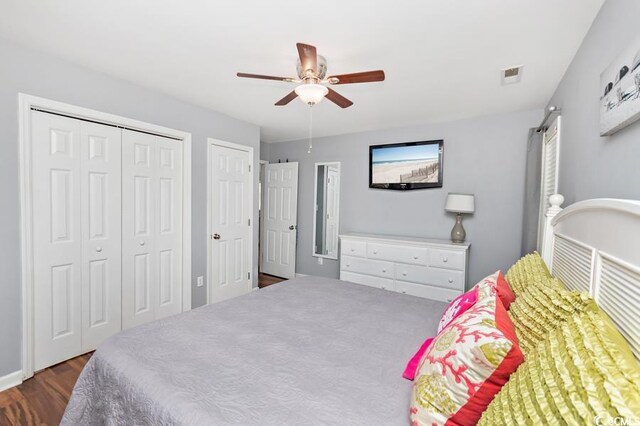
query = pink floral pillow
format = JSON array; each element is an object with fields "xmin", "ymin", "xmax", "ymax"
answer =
[
  {"xmin": 437, "ymin": 288, "xmax": 478, "ymax": 333},
  {"xmin": 409, "ymin": 287, "xmax": 524, "ymax": 426},
  {"xmin": 403, "ymin": 337, "xmax": 435, "ymax": 380}
]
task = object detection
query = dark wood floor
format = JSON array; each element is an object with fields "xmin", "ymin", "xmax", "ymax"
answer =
[
  {"xmin": 258, "ymin": 273, "xmax": 286, "ymax": 288},
  {"xmin": 0, "ymin": 353, "xmax": 91, "ymax": 425},
  {"xmin": 0, "ymin": 276, "xmax": 286, "ymax": 425}
]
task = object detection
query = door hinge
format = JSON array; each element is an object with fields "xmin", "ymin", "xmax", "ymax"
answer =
[
  {"xmin": 248, "ymin": 218, "xmax": 251, "ymax": 226},
  {"xmin": 248, "ymin": 272, "xmax": 251, "ymax": 280},
  {"xmin": 248, "ymin": 164, "xmax": 251, "ymax": 172}
]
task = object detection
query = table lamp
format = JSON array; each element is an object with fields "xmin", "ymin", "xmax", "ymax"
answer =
[{"xmin": 445, "ymin": 193, "xmax": 475, "ymax": 243}]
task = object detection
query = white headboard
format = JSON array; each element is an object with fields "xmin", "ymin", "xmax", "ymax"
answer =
[{"xmin": 540, "ymin": 196, "xmax": 640, "ymax": 359}]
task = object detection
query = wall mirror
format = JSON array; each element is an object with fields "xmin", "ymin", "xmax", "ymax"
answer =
[{"xmin": 313, "ymin": 162, "xmax": 341, "ymax": 259}]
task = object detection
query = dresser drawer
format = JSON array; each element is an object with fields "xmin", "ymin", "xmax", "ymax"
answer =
[
  {"xmin": 367, "ymin": 243, "xmax": 428, "ymax": 265},
  {"xmin": 428, "ymin": 248, "xmax": 465, "ymax": 270},
  {"xmin": 340, "ymin": 271, "xmax": 395, "ymax": 291},
  {"xmin": 394, "ymin": 264, "xmax": 464, "ymax": 291},
  {"xmin": 428, "ymin": 268, "xmax": 465, "ymax": 291},
  {"xmin": 341, "ymin": 239, "xmax": 367, "ymax": 258},
  {"xmin": 341, "ymin": 255, "xmax": 394, "ymax": 279},
  {"xmin": 395, "ymin": 281, "xmax": 462, "ymax": 303}
]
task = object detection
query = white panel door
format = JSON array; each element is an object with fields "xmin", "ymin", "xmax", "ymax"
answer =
[
  {"xmin": 32, "ymin": 111, "xmax": 83, "ymax": 370},
  {"xmin": 80, "ymin": 121, "xmax": 122, "ymax": 352},
  {"xmin": 209, "ymin": 144, "xmax": 252, "ymax": 303},
  {"xmin": 155, "ymin": 137, "xmax": 183, "ymax": 318},
  {"xmin": 260, "ymin": 163, "xmax": 298, "ymax": 279},
  {"xmin": 122, "ymin": 130, "xmax": 183, "ymax": 328},
  {"xmin": 122, "ymin": 130, "xmax": 157, "ymax": 328}
]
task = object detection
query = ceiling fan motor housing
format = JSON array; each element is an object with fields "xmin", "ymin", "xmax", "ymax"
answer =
[{"xmin": 297, "ymin": 55, "xmax": 328, "ymax": 80}]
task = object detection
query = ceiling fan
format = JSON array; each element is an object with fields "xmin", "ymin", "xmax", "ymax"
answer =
[{"xmin": 237, "ymin": 43, "xmax": 385, "ymax": 108}]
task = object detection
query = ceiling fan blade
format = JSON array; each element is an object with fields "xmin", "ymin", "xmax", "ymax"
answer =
[
  {"xmin": 296, "ymin": 43, "xmax": 318, "ymax": 75},
  {"xmin": 325, "ymin": 88, "xmax": 353, "ymax": 108},
  {"xmin": 275, "ymin": 91, "xmax": 298, "ymax": 106},
  {"xmin": 237, "ymin": 72, "xmax": 293, "ymax": 82},
  {"xmin": 328, "ymin": 70, "xmax": 386, "ymax": 84}
]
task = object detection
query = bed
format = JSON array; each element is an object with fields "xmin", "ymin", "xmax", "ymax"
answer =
[
  {"xmin": 62, "ymin": 276, "xmax": 447, "ymax": 425},
  {"xmin": 62, "ymin": 196, "xmax": 640, "ymax": 425}
]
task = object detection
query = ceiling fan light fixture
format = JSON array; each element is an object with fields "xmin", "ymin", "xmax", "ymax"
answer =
[{"xmin": 294, "ymin": 83, "xmax": 328, "ymax": 105}]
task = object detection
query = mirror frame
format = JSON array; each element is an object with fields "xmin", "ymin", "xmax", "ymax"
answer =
[{"xmin": 312, "ymin": 161, "xmax": 341, "ymax": 260}]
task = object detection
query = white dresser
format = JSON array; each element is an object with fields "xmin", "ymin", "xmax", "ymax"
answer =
[{"xmin": 339, "ymin": 233, "xmax": 470, "ymax": 302}]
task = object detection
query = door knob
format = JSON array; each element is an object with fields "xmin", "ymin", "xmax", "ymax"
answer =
[
  {"xmin": 213, "ymin": 233, "xmax": 221, "ymax": 240},
  {"xmin": 289, "ymin": 225, "xmax": 295, "ymax": 230}
]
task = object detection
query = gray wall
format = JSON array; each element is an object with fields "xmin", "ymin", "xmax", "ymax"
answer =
[
  {"xmin": 547, "ymin": 0, "xmax": 640, "ymax": 203},
  {"xmin": 0, "ymin": 38, "xmax": 260, "ymax": 377},
  {"xmin": 267, "ymin": 109, "xmax": 542, "ymax": 286}
]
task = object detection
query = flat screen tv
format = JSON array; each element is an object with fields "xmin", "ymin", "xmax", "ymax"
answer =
[{"xmin": 369, "ymin": 140, "xmax": 443, "ymax": 190}]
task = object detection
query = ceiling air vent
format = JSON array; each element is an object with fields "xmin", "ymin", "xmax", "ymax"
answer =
[{"xmin": 501, "ymin": 65, "xmax": 523, "ymax": 85}]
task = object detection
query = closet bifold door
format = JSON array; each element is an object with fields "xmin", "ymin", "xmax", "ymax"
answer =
[
  {"xmin": 80, "ymin": 121, "xmax": 122, "ymax": 352},
  {"xmin": 32, "ymin": 111, "xmax": 122, "ymax": 370},
  {"xmin": 122, "ymin": 130, "xmax": 183, "ymax": 329}
]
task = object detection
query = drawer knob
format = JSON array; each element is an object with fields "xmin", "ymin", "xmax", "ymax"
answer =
[
  {"xmin": 382, "ymin": 268, "xmax": 386, "ymax": 273},
  {"xmin": 346, "ymin": 263, "xmax": 350, "ymax": 267},
  {"xmin": 402, "ymin": 290, "xmax": 407, "ymax": 294},
  {"xmin": 402, "ymin": 272, "xmax": 407, "ymax": 276},
  {"xmin": 448, "ymin": 278, "xmax": 454, "ymax": 283},
  {"xmin": 96, "ymin": 246, "xmax": 103, "ymax": 253},
  {"xmin": 373, "ymin": 250, "xmax": 378, "ymax": 254},
  {"xmin": 350, "ymin": 248, "xmax": 355, "ymax": 252},
  {"xmin": 413, "ymin": 255, "xmax": 418, "ymax": 260},
  {"xmin": 381, "ymin": 285, "xmax": 386, "ymax": 290},
  {"xmin": 443, "ymin": 257, "xmax": 448, "ymax": 263}
]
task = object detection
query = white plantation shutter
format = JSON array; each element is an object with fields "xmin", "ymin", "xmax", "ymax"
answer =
[{"xmin": 537, "ymin": 116, "xmax": 561, "ymax": 251}]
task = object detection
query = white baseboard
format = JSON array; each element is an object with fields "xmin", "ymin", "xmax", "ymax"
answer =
[
  {"xmin": 295, "ymin": 273, "xmax": 308, "ymax": 278},
  {"xmin": 0, "ymin": 370, "xmax": 22, "ymax": 392}
]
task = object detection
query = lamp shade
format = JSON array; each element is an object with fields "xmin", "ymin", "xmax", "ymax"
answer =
[
  {"xmin": 295, "ymin": 83, "xmax": 328, "ymax": 105},
  {"xmin": 445, "ymin": 193, "xmax": 475, "ymax": 214}
]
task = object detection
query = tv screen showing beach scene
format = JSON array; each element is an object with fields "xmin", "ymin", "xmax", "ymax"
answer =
[{"xmin": 369, "ymin": 140, "xmax": 443, "ymax": 190}]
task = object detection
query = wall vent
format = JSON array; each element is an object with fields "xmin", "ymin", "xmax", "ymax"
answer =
[{"xmin": 501, "ymin": 65, "xmax": 523, "ymax": 85}]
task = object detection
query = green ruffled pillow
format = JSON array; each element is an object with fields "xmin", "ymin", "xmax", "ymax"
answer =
[
  {"xmin": 508, "ymin": 280, "xmax": 594, "ymax": 356},
  {"xmin": 505, "ymin": 251, "xmax": 554, "ymax": 296},
  {"xmin": 479, "ymin": 305, "xmax": 640, "ymax": 425}
]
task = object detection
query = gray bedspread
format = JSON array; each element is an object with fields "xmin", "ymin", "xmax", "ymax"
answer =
[{"xmin": 62, "ymin": 276, "xmax": 446, "ymax": 426}]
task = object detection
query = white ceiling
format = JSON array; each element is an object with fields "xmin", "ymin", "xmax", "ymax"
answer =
[{"xmin": 0, "ymin": 0, "xmax": 604, "ymax": 142}]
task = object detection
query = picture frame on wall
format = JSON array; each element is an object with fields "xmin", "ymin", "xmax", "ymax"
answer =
[{"xmin": 600, "ymin": 35, "xmax": 640, "ymax": 136}]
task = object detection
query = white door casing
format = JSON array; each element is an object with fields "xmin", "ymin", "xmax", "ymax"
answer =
[
  {"xmin": 325, "ymin": 166, "xmax": 340, "ymax": 258},
  {"xmin": 80, "ymin": 121, "xmax": 122, "ymax": 352},
  {"xmin": 32, "ymin": 112, "xmax": 83, "ymax": 370},
  {"xmin": 208, "ymin": 141, "xmax": 253, "ymax": 304},
  {"xmin": 261, "ymin": 162, "xmax": 298, "ymax": 279}
]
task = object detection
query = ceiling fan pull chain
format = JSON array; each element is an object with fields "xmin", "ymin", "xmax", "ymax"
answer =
[{"xmin": 308, "ymin": 104, "xmax": 313, "ymax": 154}]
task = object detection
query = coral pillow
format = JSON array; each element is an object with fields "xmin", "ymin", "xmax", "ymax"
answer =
[
  {"xmin": 403, "ymin": 337, "xmax": 435, "ymax": 381},
  {"xmin": 495, "ymin": 271, "xmax": 516, "ymax": 310},
  {"xmin": 437, "ymin": 288, "xmax": 478, "ymax": 333},
  {"xmin": 410, "ymin": 281, "xmax": 524, "ymax": 426}
]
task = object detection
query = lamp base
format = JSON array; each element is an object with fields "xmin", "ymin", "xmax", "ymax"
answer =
[{"xmin": 451, "ymin": 213, "xmax": 466, "ymax": 243}]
